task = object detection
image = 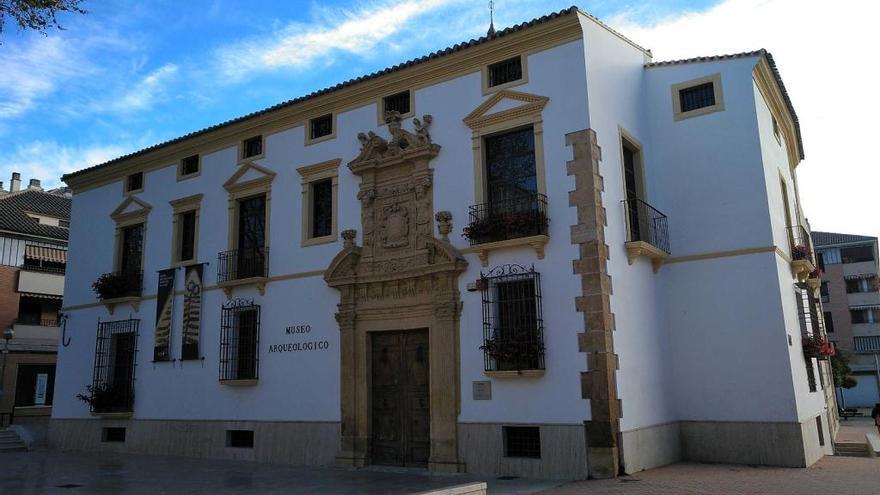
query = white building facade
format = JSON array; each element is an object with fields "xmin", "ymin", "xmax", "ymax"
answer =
[{"xmin": 52, "ymin": 7, "xmax": 834, "ymax": 479}]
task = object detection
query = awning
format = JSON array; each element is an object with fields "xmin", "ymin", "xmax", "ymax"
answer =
[
  {"xmin": 25, "ymin": 245, "xmax": 67, "ymax": 264},
  {"xmin": 850, "ymin": 304, "xmax": 880, "ymax": 311},
  {"xmin": 844, "ymin": 273, "xmax": 875, "ymax": 280},
  {"xmin": 18, "ymin": 292, "xmax": 63, "ymax": 300}
]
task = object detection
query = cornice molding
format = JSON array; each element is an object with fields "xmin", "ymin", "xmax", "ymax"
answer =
[
  {"xmin": 753, "ymin": 58, "xmax": 802, "ymax": 169},
  {"xmin": 110, "ymin": 195, "xmax": 152, "ymax": 224}
]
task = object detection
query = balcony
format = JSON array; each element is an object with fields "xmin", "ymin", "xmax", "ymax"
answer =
[
  {"xmin": 17, "ymin": 267, "xmax": 64, "ymax": 297},
  {"xmin": 787, "ymin": 225, "xmax": 815, "ymax": 281},
  {"xmin": 462, "ymin": 193, "xmax": 549, "ymax": 267},
  {"xmin": 623, "ymin": 198, "xmax": 670, "ymax": 272},
  {"xmin": 217, "ymin": 247, "xmax": 269, "ymax": 296},
  {"xmin": 854, "ymin": 336, "xmax": 880, "ymax": 354},
  {"xmin": 92, "ymin": 271, "xmax": 143, "ymax": 314}
]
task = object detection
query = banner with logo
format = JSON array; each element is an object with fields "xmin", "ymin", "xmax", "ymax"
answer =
[
  {"xmin": 154, "ymin": 268, "xmax": 176, "ymax": 361},
  {"xmin": 181, "ymin": 264, "xmax": 204, "ymax": 360}
]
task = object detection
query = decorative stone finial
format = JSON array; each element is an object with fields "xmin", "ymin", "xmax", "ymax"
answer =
[
  {"xmin": 342, "ymin": 229, "xmax": 358, "ymax": 249},
  {"xmin": 435, "ymin": 211, "xmax": 452, "ymax": 241}
]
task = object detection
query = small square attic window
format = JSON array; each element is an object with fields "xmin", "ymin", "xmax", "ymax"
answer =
[
  {"xmin": 487, "ymin": 56, "xmax": 523, "ymax": 88},
  {"xmin": 383, "ymin": 91, "xmax": 411, "ymax": 116},
  {"xmin": 126, "ymin": 172, "xmax": 143, "ymax": 193},
  {"xmin": 310, "ymin": 114, "xmax": 333, "ymax": 140},
  {"xmin": 671, "ymin": 74, "xmax": 724, "ymax": 121},
  {"xmin": 679, "ymin": 82, "xmax": 715, "ymax": 112}
]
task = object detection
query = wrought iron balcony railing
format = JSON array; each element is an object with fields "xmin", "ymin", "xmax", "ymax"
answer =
[
  {"xmin": 788, "ymin": 225, "xmax": 814, "ymax": 263},
  {"xmin": 217, "ymin": 247, "xmax": 269, "ymax": 283},
  {"xmin": 464, "ymin": 193, "xmax": 548, "ymax": 245},
  {"xmin": 92, "ymin": 270, "xmax": 143, "ymax": 300},
  {"xmin": 623, "ymin": 198, "xmax": 669, "ymax": 254},
  {"xmin": 16, "ymin": 316, "xmax": 59, "ymax": 327}
]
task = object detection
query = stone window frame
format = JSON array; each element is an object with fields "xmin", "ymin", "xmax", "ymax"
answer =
[
  {"xmin": 110, "ymin": 196, "xmax": 152, "ymax": 275},
  {"xmin": 297, "ymin": 159, "xmax": 340, "ymax": 247},
  {"xmin": 305, "ymin": 113, "xmax": 337, "ymax": 146},
  {"xmin": 239, "ymin": 134, "xmax": 266, "ymax": 162},
  {"xmin": 671, "ymin": 73, "xmax": 725, "ymax": 122},
  {"xmin": 169, "ymin": 193, "xmax": 203, "ymax": 267},
  {"xmin": 124, "ymin": 171, "xmax": 144, "ymax": 195},
  {"xmin": 177, "ymin": 154, "xmax": 201, "ymax": 181},
  {"xmin": 481, "ymin": 54, "xmax": 529, "ymax": 95},
  {"xmin": 376, "ymin": 89, "xmax": 415, "ymax": 125},
  {"xmin": 462, "ymin": 89, "xmax": 549, "ymax": 266}
]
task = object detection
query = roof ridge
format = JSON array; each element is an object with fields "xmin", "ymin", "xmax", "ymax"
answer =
[{"xmin": 645, "ymin": 49, "xmax": 766, "ymax": 67}]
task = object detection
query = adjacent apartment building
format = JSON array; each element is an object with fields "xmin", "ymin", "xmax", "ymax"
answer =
[
  {"xmin": 0, "ymin": 173, "xmax": 70, "ymax": 444},
  {"xmin": 51, "ymin": 7, "xmax": 834, "ymax": 479},
  {"xmin": 813, "ymin": 231, "xmax": 880, "ymax": 408}
]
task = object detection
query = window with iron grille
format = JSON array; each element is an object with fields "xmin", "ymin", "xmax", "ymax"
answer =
[
  {"xmin": 219, "ymin": 299, "xmax": 260, "ymax": 382},
  {"xmin": 120, "ymin": 223, "xmax": 145, "ymax": 275},
  {"xmin": 180, "ymin": 155, "xmax": 199, "ymax": 176},
  {"xmin": 311, "ymin": 179, "xmax": 332, "ymax": 238},
  {"xmin": 242, "ymin": 135, "xmax": 263, "ymax": 158},
  {"xmin": 480, "ymin": 265, "xmax": 544, "ymax": 372},
  {"xmin": 226, "ymin": 430, "xmax": 254, "ymax": 448},
  {"xmin": 678, "ymin": 82, "xmax": 716, "ymax": 113},
  {"xmin": 90, "ymin": 318, "xmax": 139, "ymax": 413},
  {"xmin": 503, "ymin": 426, "xmax": 540, "ymax": 458},
  {"xmin": 310, "ymin": 114, "xmax": 333, "ymax": 140},
  {"xmin": 126, "ymin": 172, "xmax": 143, "ymax": 192},
  {"xmin": 383, "ymin": 90, "xmax": 410, "ymax": 115},
  {"xmin": 487, "ymin": 56, "xmax": 523, "ymax": 88}
]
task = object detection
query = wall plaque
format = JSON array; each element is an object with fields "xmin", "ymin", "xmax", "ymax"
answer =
[{"xmin": 472, "ymin": 380, "xmax": 492, "ymax": 400}]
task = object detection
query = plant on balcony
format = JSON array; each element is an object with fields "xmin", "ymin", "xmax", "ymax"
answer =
[
  {"xmin": 463, "ymin": 210, "xmax": 548, "ymax": 244},
  {"xmin": 802, "ymin": 334, "xmax": 835, "ymax": 360},
  {"xmin": 480, "ymin": 334, "xmax": 544, "ymax": 370},
  {"xmin": 791, "ymin": 244, "xmax": 812, "ymax": 262},
  {"xmin": 92, "ymin": 272, "xmax": 140, "ymax": 300},
  {"xmin": 76, "ymin": 383, "xmax": 133, "ymax": 413}
]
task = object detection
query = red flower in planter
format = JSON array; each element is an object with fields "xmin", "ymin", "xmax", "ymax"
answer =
[{"xmin": 802, "ymin": 334, "xmax": 835, "ymax": 360}]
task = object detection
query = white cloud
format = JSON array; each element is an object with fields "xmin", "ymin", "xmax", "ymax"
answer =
[
  {"xmin": 611, "ymin": 0, "xmax": 880, "ymax": 238},
  {"xmin": 0, "ymin": 36, "xmax": 88, "ymax": 118},
  {"xmin": 0, "ymin": 141, "xmax": 133, "ymax": 189},
  {"xmin": 110, "ymin": 63, "xmax": 179, "ymax": 112},
  {"xmin": 214, "ymin": 0, "xmax": 459, "ymax": 80}
]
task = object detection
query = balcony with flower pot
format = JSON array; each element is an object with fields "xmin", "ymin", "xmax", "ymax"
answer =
[
  {"xmin": 788, "ymin": 225, "xmax": 816, "ymax": 282},
  {"xmin": 92, "ymin": 270, "xmax": 143, "ymax": 314},
  {"xmin": 462, "ymin": 193, "xmax": 549, "ymax": 267}
]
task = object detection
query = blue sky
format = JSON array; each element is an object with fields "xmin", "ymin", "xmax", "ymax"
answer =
[{"xmin": 0, "ymin": 0, "xmax": 877, "ymax": 236}]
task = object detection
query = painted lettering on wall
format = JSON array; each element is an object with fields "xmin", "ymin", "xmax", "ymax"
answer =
[{"xmin": 270, "ymin": 323, "xmax": 329, "ymax": 354}]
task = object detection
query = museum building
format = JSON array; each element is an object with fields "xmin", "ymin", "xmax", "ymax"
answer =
[{"xmin": 50, "ymin": 6, "xmax": 835, "ymax": 479}]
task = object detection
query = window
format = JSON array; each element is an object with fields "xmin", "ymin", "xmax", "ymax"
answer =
[
  {"xmin": 119, "ymin": 223, "xmax": 144, "ymax": 275},
  {"xmin": 679, "ymin": 82, "xmax": 715, "ymax": 112},
  {"xmin": 816, "ymin": 417, "xmax": 825, "ymax": 446},
  {"xmin": 851, "ymin": 308, "xmax": 880, "ymax": 324},
  {"xmin": 179, "ymin": 155, "xmax": 199, "ymax": 178},
  {"xmin": 242, "ymin": 135, "xmax": 263, "ymax": 159},
  {"xmin": 309, "ymin": 114, "xmax": 333, "ymax": 141},
  {"xmin": 29, "ymin": 216, "xmax": 40, "ymax": 224},
  {"xmin": 820, "ymin": 282, "xmax": 829, "ymax": 303},
  {"xmin": 841, "ymin": 245, "xmax": 874, "ymax": 263},
  {"xmin": 382, "ymin": 90, "xmax": 411, "ymax": 116},
  {"xmin": 772, "ymin": 115, "xmax": 782, "ymax": 143},
  {"xmin": 125, "ymin": 172, "xmax": 143, "ymax": 193},
  {"xmin": 824, "ymin": 312, "xmax": 834, "ymax": 333},
  {"xmin": 219, "ymin": 195, "xmax": 267, "ymax": 283},
  {"xmin": 503, "ymin": 426, "xmax": 540, "ymax": 458},
  {"xmin": 671, "ymin": 74, "xmax": 724, "ymax": 121},
  {"xmin": 14, "ymin": 364, "xmax": 55, "ymax": 407},
  {"xmin": 480, "ymin": 265, "xmax": 544, "ymax": 373},
  {"xmin": 297, "ymin": 159, "xmax": 340, "ymax": 246},
  {"xmin": 311, "ymin": 179, "xmax": 333, "ymax": 238},
  {"xmin": 219, "ymin": 299, "xmax": 260, "ymax": 382},
  {"xmin": 805, "ymin": 358, "xmax": 817, "ymax": 392},
  {"xmin": 90, "ymin": 318, "xmax": 139, "ymax": 413},
  {"xmin": 226, "ymin": 430, "xmax": 254, "ymax": 448},
  {"xmin": 177, "ymin": 210, "xmax": 197, "ymax": 263},
  {"xmin": 487, "ymin": 56, "xmax": 523, "ymax": 88},
  {"xmin": 102, "ymin": 427, "xmax": 126, "ymax": 443}
]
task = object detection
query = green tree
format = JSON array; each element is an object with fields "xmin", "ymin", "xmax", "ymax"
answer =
[
  {"xmin": 830, "ymin": 350, "xmax": 858, "ymax": 390},
  {"xmin": 0, "ymin": 0, "xmax": 86, "ymax": 43}
]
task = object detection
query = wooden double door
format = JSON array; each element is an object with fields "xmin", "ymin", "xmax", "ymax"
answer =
[{"xmin": 370, "ymin": 330, "xmax": 430, "ymax": 467}]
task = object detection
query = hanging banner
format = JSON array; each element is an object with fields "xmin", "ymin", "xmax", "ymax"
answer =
[
  {"xmin": 154, "ymin": 268, "xmax": 176, "ymax": 361},
  {"xmin": 181, "ymin": 264, "xmax": 204, "ymax": 360}
]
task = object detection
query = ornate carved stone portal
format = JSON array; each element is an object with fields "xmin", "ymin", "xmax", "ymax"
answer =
[{"xmin": 325, "ymin": 112, "xmax": 467, "ymax": 472}]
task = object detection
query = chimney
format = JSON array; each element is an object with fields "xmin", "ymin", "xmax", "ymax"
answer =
[
  {"xmin": 10, "ymin": 172, "xmax": 21, "ymax": 192},
  {"xmin": 28, "ymin": 178, "xmax": 42, "ymax": 190}
]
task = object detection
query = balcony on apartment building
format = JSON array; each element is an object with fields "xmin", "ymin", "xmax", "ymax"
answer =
[
  {"xmin": 854, "ymin": 336, "xmax": 880, "ymax": 354},
  {"xmin": 623, "ymin": 198, "xmax": 670, "ymax": 272},
  {"xmin": 788, "ymin": 225, "xmax": 816, "ymax": 281}
]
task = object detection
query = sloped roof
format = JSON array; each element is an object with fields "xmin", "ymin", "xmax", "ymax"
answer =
[
  {"xmin": 646, "ymin": 49, "xmax": 803, "ymax": 160},
  {"xmin": 812, "ymin": 231, "xmax": 878, "ymax": 247},
  {"xmin": 62, "ymin": 5, "xmax": 582, "ymax": 182},
  {"xmin": 0, "ymin": 189, "xmax": 71, "ymax": 241}
]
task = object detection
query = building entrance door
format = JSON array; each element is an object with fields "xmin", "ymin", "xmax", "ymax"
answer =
[{"xmin": 370, "ymin": 329, "xmax": 430, "ymax": 467}]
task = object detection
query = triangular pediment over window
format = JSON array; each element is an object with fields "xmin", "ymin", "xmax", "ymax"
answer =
[
  {"xmin": 223, "ymin": 161, "xmax": 276, "ymax": 193},
  {"xmin": 462, "ymin": 90, "xmax": 549, "ymax": 130},
  {"xmin": 110, "ymin": 196, "xmax": 152, "ymax": 223}
]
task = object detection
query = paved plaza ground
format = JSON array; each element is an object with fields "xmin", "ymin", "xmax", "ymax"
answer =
[{"xmin": 2, "ymin": 447, "xmax": 878, "ymax": 494}]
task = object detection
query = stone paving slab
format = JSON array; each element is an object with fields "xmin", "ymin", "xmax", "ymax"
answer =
[
  {"xmin": 538, "ymin": 457, "xmax": 880, "ymax": 495},
  {"xmin": 1, "ymin": 450, "xmax": 563, "ymax": 495}
]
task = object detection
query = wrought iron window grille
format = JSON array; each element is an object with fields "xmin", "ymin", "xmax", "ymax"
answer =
[
  {"xmin": 88, "ymin": 318, "xmax": 139, "ymax": 413},
  {"xmin": 679, "ymin": 82, "xmax": 716, "ymax": 112},
  {"xmin": 480, "ymin": 264, "xmax": 544, "ymax": 372},
  {"xmin": 219, "ymin": 298, "xmax": 261, "ymax": 382},
  {"xmin": 488, "ymin": 56, "xmax": 523, "ymax": 87}
]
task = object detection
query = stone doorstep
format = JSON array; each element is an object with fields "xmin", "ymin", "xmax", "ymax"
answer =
[{"xmin": 412, "ymin": 482, "xmax": 487, "ymax": 495}]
